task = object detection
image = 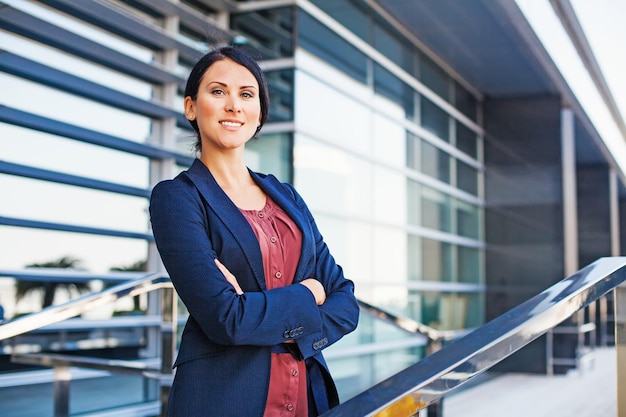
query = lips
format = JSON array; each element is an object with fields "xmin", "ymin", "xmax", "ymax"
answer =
[{"xmin": 220, "ymin": 121, "xmax": 242, "ymax": 127}]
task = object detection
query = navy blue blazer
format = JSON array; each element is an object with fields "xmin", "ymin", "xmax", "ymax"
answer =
[{"xmin": 149, "ymin": 159, "xmax": 359, "ymax": 416}]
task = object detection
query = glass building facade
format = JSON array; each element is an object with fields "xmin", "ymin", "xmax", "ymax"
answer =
[{"xmin": 1, "ymin": 0, "xmax": 624, "ymax": 410}]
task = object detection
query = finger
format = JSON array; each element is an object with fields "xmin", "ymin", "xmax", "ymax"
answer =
[
  {"xmin": 215, "ymin": 259, "xmax": 243, "ymax": 295},
  {"xmin": 214, "ymin": 259, "xmax": 230, "ymax": 277}
]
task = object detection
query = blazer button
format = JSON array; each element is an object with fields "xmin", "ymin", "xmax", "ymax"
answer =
[{"xmin": 283, "ymin": 330, "xmax": 290, "ymax": 339}]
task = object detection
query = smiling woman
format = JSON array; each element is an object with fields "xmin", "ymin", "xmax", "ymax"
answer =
[{"xmin": 148, "ymin": 46, "xmax": 359, "ymax": 417}]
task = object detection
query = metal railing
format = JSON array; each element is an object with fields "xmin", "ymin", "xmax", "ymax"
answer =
[
  {"xmin": 320, "ymin": 256, "xmax": 626, "ymax": 416},
  {"xmin": 0, "ymin": 272, "xmax": 176, "ymax": 417},
  {"xmin": 1, "ymin": 257, "xmax": 625, "ymax": 417}
]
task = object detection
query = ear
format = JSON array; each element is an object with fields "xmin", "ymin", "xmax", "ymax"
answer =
[{"xmin": 184, "ymin": 96, "xmax": 196, "ymax": 121}]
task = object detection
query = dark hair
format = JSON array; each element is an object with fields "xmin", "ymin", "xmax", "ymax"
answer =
[{"xmin": 184, "ymin": 46, "xmax": 270, "ymax": 152}]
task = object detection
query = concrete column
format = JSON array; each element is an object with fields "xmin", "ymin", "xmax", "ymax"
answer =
[{"xmin": 561, "ymin": 108, "xmax": 578, "ymax": 275}]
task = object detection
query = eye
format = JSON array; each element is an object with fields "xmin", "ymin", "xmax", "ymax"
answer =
[
  {"xmin": 241, "ymin": 91, "xmax": 255, "ymax": 99},
  {"xmin": 210, "ymin": 88, "xmax": 225, "ymax": 96}
]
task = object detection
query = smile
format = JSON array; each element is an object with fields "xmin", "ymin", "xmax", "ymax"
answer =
[{"xmin": 220, "ymin": 121, "xmax": 242, "ymax": 127}]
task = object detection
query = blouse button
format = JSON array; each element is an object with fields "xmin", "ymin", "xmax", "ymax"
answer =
[
  {"xmin": 292, "ymin": 369, "xmax": 298, "ymax": 377},
  {"xmin": 275, "ymin": 271, "xmax": 282, "ymax": 279},
  {"xmin": 258, "ymin": 212, "xmax": 264, "ymax": 218},
  {"xmin": 287, "ymin": 404, "xmax": 294, "ymax": 411},
  {"xmin": 270, "ymin": 236, "xmax": 277, "ymax": 243}
]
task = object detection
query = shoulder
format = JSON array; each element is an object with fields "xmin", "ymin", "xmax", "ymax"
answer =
[{"xmin": 150, "ymin": 172, "xmax": 198, "ymax": 209}]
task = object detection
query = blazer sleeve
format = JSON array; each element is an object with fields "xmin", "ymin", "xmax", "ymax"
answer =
[
  {"xmin": 149, "ymin": 177, "xmax": 324, "ymax": 347},
  {"xmin": 281, "ymin": 183, "xmax": 360, "ymax": 360}
]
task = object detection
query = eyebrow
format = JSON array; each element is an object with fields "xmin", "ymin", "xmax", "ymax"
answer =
[{"xmin": 207, "ymin": 80, "xmax": 258, "ymax": 90}]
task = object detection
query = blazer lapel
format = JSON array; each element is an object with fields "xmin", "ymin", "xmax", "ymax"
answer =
[{"xmin": 185, "ymin": 159, "xmax": 266, "ymax": 290}]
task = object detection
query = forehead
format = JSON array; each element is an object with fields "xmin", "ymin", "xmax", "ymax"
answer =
[{"xmin": 202, "ymin": 58, "xmax": 258, "ymax": 87}]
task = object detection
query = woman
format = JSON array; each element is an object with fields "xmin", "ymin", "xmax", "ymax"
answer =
[{"xmin": 149, "ymin": 46, "xmax": 360, "ymax": 417}]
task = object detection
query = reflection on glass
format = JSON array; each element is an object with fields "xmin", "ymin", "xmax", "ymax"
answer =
[
  {"xmin": 311, "ymin": 0, "xmax": 371, "ymax": 42},
  {"xmin": 421, "ymin": 186, "xmax": 451, "ymax": 233},
  {"xmin": 456, "ymin": 120, "xmax": 478, "ymax": 159},
  {"xmin": 231, "ymin": 7, "xmax": 294, "ymax": 59},
  {"xmin": 298, "ymin": 9, "xmax": 368, "ymax": 83},
  {"xmin": 373, "ymin": 64, "xmax": 415, "ymax": 120},
  {"xmin": 457, "ymin": 159, "xmax": 479, "ymax": 196},
  {"xmin": 421, "ymin": 96, "xmax": 450, "ymax": 142},
  {"xmin": 374, "ymin": 24, "xmax": 413, "ymax": 74},
  {"xmin": 294, "ymin": 70, "xmax": 371, "ymax": 154},
  {"xmin": 421, "ymin": 237, "xmax": 453, "ymax": 282},
  {"xmin": 420, "ymin": 54, "xmax": 449, "ymax": 101},
  {"xmin": 246, "ymin": 132, "xmax": 292, "ymax": 183},
  {"xmin": 266, "ymin": 70, "xmax": 294, "ymax": 123},
  {"xmin": 455, "ymin": 81, "xmax": 478, "ymax": 121},
  {"xmin": 456, "ymin": 199, "xmax": 480, "ymax": 239},
  {"xmin": 458, "ymin": 245, "xmax": 481, "ymax": 283},
  {"xmin": 421, "ymin": 139, "xmax": 450, "ymax": 184}
]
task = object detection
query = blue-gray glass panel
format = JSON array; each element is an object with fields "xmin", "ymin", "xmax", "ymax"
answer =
[
  {"xmin": 420, "ymin": 54, "xmax": 449, "ymax": 101},
  {"xmin": 421, "ymin": 96, "xmax": 450, "ymax": 142},
  {"xmin": 456, "ymin": 120, "xmax": 478, "ymax": 159},
  {"xmin": 231, "ymin": 7, "xmax": 294, "ymax": 59},
  {"xmin": 421, "ymin": 140, "xmax": 450, "ymax": 184},
  {"xmin": 455, "ymin": 81, "xmax": 478, "ymax": 121},
  {"xmin": 265, "ymin": 69, "xmax": 294, "ymax": 123},
  {"xmin": 373, "ymin": 64, "xmax": 415, "ymax": 120},
  {"xmin": 310, "ymin": 0, "xmax": 371, "ymax": 42},
  {"xmin": 297, "ymin": 10, "xmax": 368, "ymax": 84},
  {"xmin": 457, "ymin": 159, "xmax": 478, "ymax": 196}
]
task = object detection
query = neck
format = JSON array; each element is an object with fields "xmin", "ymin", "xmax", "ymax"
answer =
[{"xmin": 199, "ymin": 152, "xmax": 251, "ymax": 191}]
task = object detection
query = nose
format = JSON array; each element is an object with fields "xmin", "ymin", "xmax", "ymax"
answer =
[{"xmin": 226, "ymin": 96, "xmax": 241, "ymax": 113}]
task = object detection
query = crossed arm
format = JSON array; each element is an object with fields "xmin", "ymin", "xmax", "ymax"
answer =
[{"xmin": 214, "ymin": 258, "xmax": 327, "ymax": 305}]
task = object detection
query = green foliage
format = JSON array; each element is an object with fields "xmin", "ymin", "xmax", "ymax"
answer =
[{"xmin": 15, "ymin": 256, "xmax": 90, "ymax": 309}]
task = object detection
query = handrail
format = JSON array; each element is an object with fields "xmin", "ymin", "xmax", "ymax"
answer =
[
  {"xmin": 357, "ymin": 299, "xmax": 472, "ymax": 354},
  {"xmin": 3, "ymin": 259, "xmax": 625, "ymax": 416},
  {"xmin": 0, "ymin": 273, "xmax": 171, "ymax": 341},
  {"xmin": 321, "ymin": 256, "xmax": 626, "ymax": 417}
]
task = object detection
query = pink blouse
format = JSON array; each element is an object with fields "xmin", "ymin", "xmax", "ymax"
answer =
[{"xmin": 240, "ymin": 197, "xmax": 308, "ymax": 417}]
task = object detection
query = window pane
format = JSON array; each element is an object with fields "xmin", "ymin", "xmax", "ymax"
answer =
[
  {"xmin": 293, "ymin": 135, "xmax": 372, "ymax": 217},
  {"xmin": 421, "ymin": 187, "xmax": 451, "ymax": 233},
  {"xmin": 455, "ymin": 81, "xmax": 478, "ymax": 121},
  {"xmin": 456, "ymin": 121, "xmax": 478, "ymax": 159},
  {"xmin": 458, "ymin": 246, "xmax": 481, "ymax": 283},
  {"xmin": 421, "ymin": 238, "xmax": 452, "ymax": 281},
  {"xmin": 311, "ymin": 0, "xmax": 371, "ymax": 42},
  {"xmin": 374, "ymin": 64, "xmax": 415, "ymax": 120},
  {"xmin": 421, "ymin": 140, "xmax": 450, "ymax": 183},
  {"xmin": 457, "ymin": 159, "xmax": 478, "ymax": 196},
  {"xmin": 246, "ymin": 132, "xmax": 292, "ymax": 183},
  {"xmin": 231, "ymin": 7, "xmax": 294, "ymax": 59},
  {"xmin": 420, "ymin": 55, "xmax": 449, "ymax": 100},
  {"xmin": 457, "ymin": 200, "xmax": 480, "ymax": 240},
  {"xmin": 298, "ymin": 10, "xmax": 368, "ymax": 83},
  {"xmin": 373, "ymin": 25, "xmax": 413, "ymax": 74},
  {"xmin": 421, "ymin": 97, "xmax": 450, "ymax": 142},
  {"xmin": 295, "ymin": 68, "xmax": 372, "ymax": 155},
  {"xmin": 266, "ymin": 69, "xmax": 294, "ymax": 123}
]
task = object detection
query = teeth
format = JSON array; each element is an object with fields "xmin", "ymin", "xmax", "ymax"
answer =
[{"xmin": 221, "ymin": 121, "xmax": 242, "ymax": 127}]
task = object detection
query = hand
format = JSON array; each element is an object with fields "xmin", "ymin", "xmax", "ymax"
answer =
[
  {"xmin": 215, "ymin": 259, "xmax": 243, "ymax": 295},
  {"xmin": 299, "ymin": 278, "xmax": 326, "ymax": 305}
]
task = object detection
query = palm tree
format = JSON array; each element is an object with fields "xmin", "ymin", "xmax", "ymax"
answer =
[
  {"xmin": 15, "ymin": 256, "xmax": 90, "ymax": 309},
  {"xmin": 109, "ymin": 259, "xmax": 147, "ymax": 312}
]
